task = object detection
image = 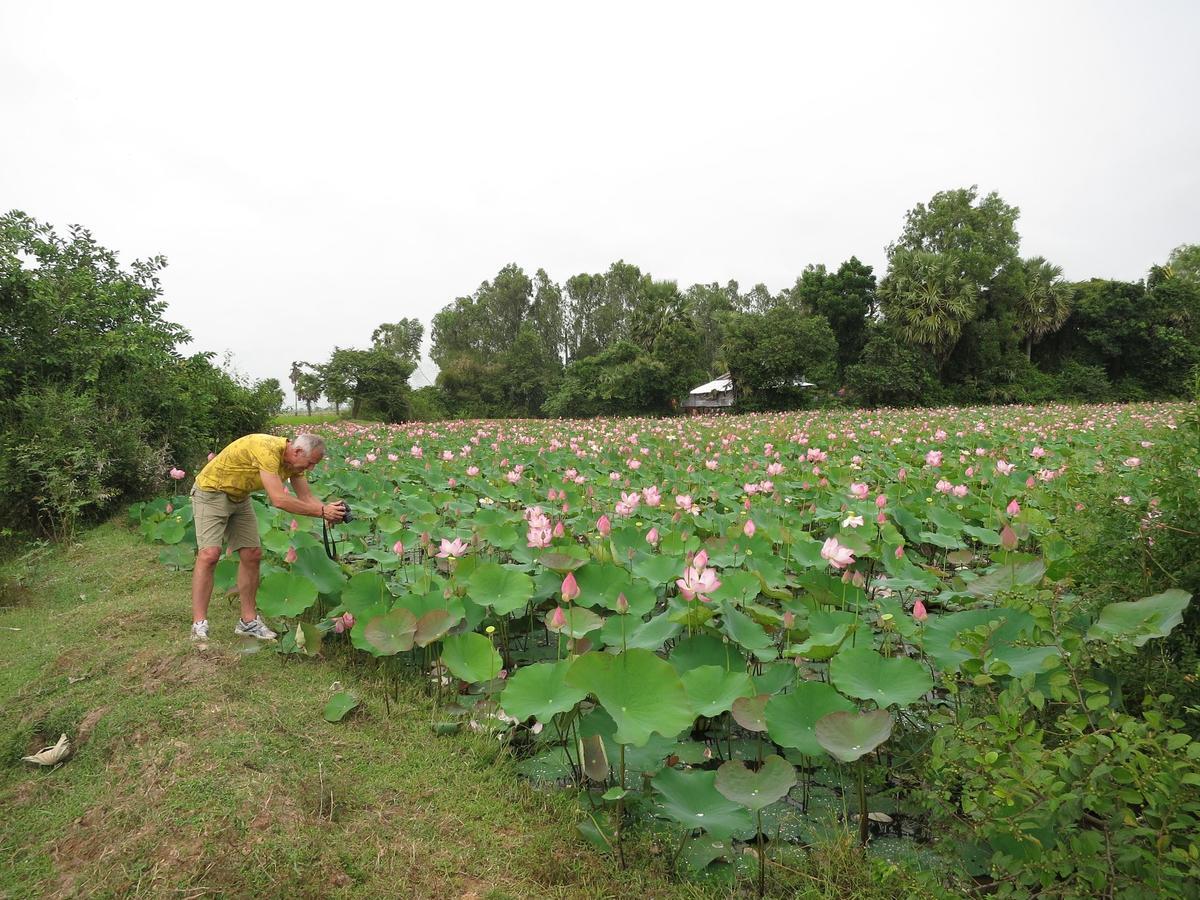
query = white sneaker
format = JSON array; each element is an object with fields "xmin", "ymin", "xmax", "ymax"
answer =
[
  {"xmin": 190, "ymin": 620, "xmax": 209, "ymax": 641},
  {"xmin": 235, "ymin": 616, "xmax": 277, "ymax": 640}
]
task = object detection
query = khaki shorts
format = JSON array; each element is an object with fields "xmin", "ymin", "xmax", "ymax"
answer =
[{"xmin": 191, "ymin": 487, "xmax": 261, "ymax": 551}]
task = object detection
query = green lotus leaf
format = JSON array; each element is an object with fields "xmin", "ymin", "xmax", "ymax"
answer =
[
  {"xmin": 669, "ymin": 633, "xmax": 747, "ymax": 675},
  {"xmin": 730, "ymin": 694, "xmax": 770, "ymax": 732},
  {"xmin": 362, "ymin": 608, "xmax": 417, "ymax": 655},
  {"xmin": 830, "ymin": 648, "xmax": 932, "ymax": 709},
  {"xmin": 651, "ymin": 766, "xmax": 754, "ymax": 838},
  {"xmin": 714, "ymin": 755, "xmax": 796, "ymax": 811},
  {"xmin": 255, "ymin": 572, "xmax": 318, "ymax": 617},
  {"xmin": 752, "ymin": 663, "xmax": 796, "ymax": 696},
  {"xmin": 573, "ymin": 563, "xmax": 656, "ymax": 615},
  {"xmin": 157, "ymin": 544, "xmax": 194, "ymax": 570},
  {"xmin": 789, "ymin": 624, "xmax": 851, "ymax": 661},
  {"xmin": 538, "ymin": 548, "xmax": 589, "ymax": 574},
  {"xmin": 1086, "ymin": 589, "xmax": 1191, "ymax": 647},
  {"xmin": 322, "ymin": 691, "xmax": 360, "ymax": 722},
  {"xmin": 922, "ymin": 607, "xmax": 1034, "ymax": 673},
  {"xmin": 500, "ymin": 660, "xmax": 587, "ymax": 721},
  {"xmin": 632, "ymin": 554, "xmax": 683, "ymax": 586},
  {"xmin": 341, "ymin": 571, "xmax": 392, "ymax": 617},
  {"xmin": 965, "ymin": 559, "xmax": 1045, "ymax": 598},
  {"xmin": 545, "ymin": 606, "xmax": 604, "ymax": 639},
  {"xmin": 414, "ymin": 609, "xmax": 458, "ymax": 648},
  {"xmin": 440, "ymin": 632, "xmax": 504, "ymax": 683},
  {"xmin": 466, "ymin": 562, "xmax": 534, "ymax": 616},
  {"xmin": 765, "ymin": 681, "xmax": 856, "ymax": 757},
  {"xmin": 681, "ymin": 665, "xmax": 756, "ymax": 718},
  {"xmin": 566, "ymin": 649, "xmax": 695, "ymax": 747},
  {"xmin": 721, "ymin": 605, "xmax": 774, "ymax": 657},
  {"xmin": 814, "ymin": 709, "xmax": 893, "ymax": 763},
  {"xmin": 708, "ymin": 569, "xmax": 761, "ymax": 605},
  {"xmin": 154, "ymin": 517, "xmax": 186, "ymax": 545},
  {"xmin": 292, "ymin": 545, "xmax": 346, "ymax": 596},
  {"xmin": 599, "ymin": 611, "xmax": 681, "ymax": 651}
]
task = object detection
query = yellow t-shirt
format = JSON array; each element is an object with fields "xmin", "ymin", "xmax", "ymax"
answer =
[{"xmin": 195, "ymin": 435, "xmax": 301, "ymax": 501}]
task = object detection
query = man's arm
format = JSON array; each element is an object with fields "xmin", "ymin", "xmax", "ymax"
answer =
[
  {"xmin": 260, "ymin": 471, "xmax": 326, "ymax": 518},
  {"xmin": 290, "ymin": 476, "xmax": 345, "ymax": 522}
]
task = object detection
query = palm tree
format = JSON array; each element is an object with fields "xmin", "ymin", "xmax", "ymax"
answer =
[
  {"xmin": 1016, "ymin": 257, "xmax": 1072, "ymax": 359},
  {"xmin": 879, "ymin": 250, "xmax": 978, "ymax": 370}
]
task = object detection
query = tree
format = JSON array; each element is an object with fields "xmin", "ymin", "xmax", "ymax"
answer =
[
  {"xmin": 1165, "ymin": 244, "xmax": 1200, "ymax": 287},
  {"xmin": 888, "ymin": 185, "xmax": 1021, "ymax": 292},
  {"xmin": 542, "ymin": 341, "xmax": 674, "ymax": 418},
  {"xmin": 324, "ymin": 346, "xmax": 415, "ymax": 421},
  {"xmin": 1015, "ymin": 256, "xmax": 1072, "ymax": 358},
  {"xmin": 845, "ymin": 322, "xmax": 941, "ymax": 407},
  {"xmin": 723, "ymin": 307, "xmax": 838, "ymax": 410},
  {"xmin": 294, "ymin": 369, "xmax": 323, "ymax": 414},
  {"xmin": 878, "ymin": 249, "xmax": 978, "ymax": 369},
  {"xmin": 371, "ymin": 318, "xmax": 423, "ymax": 361},
  {"xmin": 787, "ymin": 257, "xmax": 877, "ymax": 377}
]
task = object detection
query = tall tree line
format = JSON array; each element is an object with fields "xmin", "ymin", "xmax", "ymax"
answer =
[{"xmin": 309, "ymin": 185, "xmax": 1200, "ymax": 419}]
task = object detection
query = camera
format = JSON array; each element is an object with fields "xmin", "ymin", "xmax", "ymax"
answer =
[{"xmin": 335, "ymin": 500, "xmax": 353, "ymax": 523}]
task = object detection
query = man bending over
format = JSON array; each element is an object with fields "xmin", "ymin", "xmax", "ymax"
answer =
[{"xmin": 190, "ymin": 432, "xmax": 345, "ymax": 641}]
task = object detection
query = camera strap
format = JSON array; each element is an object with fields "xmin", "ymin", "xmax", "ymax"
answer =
[{"xmin": 321, "ymin": 514, "xmax": 340, "ymax": 561}]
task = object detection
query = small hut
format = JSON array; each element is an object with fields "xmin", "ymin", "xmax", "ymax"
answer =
[{"xmin": 681, "ymin": 374, "xmax": 736, "ymax": 414}]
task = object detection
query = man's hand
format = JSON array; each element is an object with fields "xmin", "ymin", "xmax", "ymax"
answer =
[{"xmin": 323, "ymin": 499, "xmax": 348, "ymax": 523}]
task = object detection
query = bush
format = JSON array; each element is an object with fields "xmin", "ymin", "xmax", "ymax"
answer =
[
  {"xmin": 845, "ymin": 325, "xmax": 942, "ymax": 407},
  {"xmin": 0, "ymin": 386, "xmax": 165, "ymax": 539}
]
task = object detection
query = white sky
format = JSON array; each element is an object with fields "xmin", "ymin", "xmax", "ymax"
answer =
[{"xmin": 3, "ymin": 1, "xmax": 1198, "ymax": 392}]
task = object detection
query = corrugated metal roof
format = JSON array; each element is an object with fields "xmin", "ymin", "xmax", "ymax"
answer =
[{"xmin": 689, "ymin": 375, "xmax": 733, "ymax": 395}]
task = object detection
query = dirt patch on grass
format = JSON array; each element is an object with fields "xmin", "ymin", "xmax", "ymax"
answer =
[
  {"xmin": 126, "ymin": 646, "xmax": 234, "ymax": 692},
  {"xmin": 0, "ymin": 575, "xmax": 34, "ymax": 608}
]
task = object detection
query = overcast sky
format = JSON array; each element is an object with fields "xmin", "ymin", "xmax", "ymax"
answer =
[{"xmin": 3, "ymin": 1, "xmax": 1198, "ymax": 392}]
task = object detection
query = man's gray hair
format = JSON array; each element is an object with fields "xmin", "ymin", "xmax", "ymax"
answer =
[{"xmin": 292, "ymin": 433, "xmax": 326, "ymax": 456}]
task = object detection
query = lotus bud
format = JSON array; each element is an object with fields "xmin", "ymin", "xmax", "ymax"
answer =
[
  {"xmin": 393, "ymin": 540, "xmax": 404, "ymax": 555},
  {"xmin": 615, "ymin": 593, "xmax": 630, "ymax": 615},
  {"xmin": 596, "ymin": 514, "xmax": 611, "ymax": 536},
  {"xmin": 743, "ymin": 519, "xmax": 756, "ymax": 538},
  {"xmin": 1006, "ymin": 499, "xmax": 1020, "ymax": 517},
  {"xmin": 561, "ymin": 572, "xmax": 580, "ymax": 602},
  {"xmin": 912, "ymin": 599, "xmax": 928, "ymax": 622},
  {"xmin": 782, "ymin": 611, "xmax": 795, "ymax": 630},
  {"xmin": 553, "ymin": 521, "xmax": 565, "ymax": 538},
  {"xmin": 285, "ymin": 546, "xmax": 297, "ymax": 564},
  {"xmin": 1000, "ymin": 523, "xmax": 1019, "ymax": 550},
  {"xmin": 549, "ymin": 606, "xmax": 567, "ymax": 629}
]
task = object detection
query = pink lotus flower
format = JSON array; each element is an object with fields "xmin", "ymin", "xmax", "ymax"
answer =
[
  {"xmin": 365, "ymin": 453, "xmax": 377, "ymax": 463},
  {"xmin": 349, "ymin": 459, "xmax": 362, "ymax": 468},
  {"xmin": 641, "ymin": 485, "xmax": 662, "ymax": 507},
  {"xmin": 388, "ymin": 453, "xmax": 399, "ymax": 462},
  {"xmin": 437, "ymin": 537, "xmax": 470, "ymax": 558},
  {"xmin": 849, "ymin": 482, "xmax": 869, "ymax": 500},
  {"xmin": 506, "ymin": 470, "xmax": 521, "ymax": 484},
  {"xmin": 743, "ymin": 519, "xmax": 756, "ymax": 538},
  {"xmin": 646, "ymin": 527, "xmax": 659, "ymax": 546},
  {"xmin": 895, "ymin": 545, "xmax": 905, "ymax": 559},
  {"xmin": 393, "ymin": 540, "xmax": 405, "ymax": 555},
  {"xmin": 165, "ymin": 503, "xmax": 173, "ymax": 514},
  {"xmin": 549, "ymin": 607, "xmax": 567, "ymax": 629},
  {"xmin": 951, "ymin": 484, "xmax": 969, "ymax": 498},
  {"xmin": 1123, "ymin": 457, "xmax": 1141, "ymax": 467},
  {"xmin": 552, "ymin": 521, "xmax": 565, "ymax": 538},
  {"xmin": 821, "ymin": 537, "xmax": 855, "ymax": 569},
  {"xmin": 676, "ymin": 564, "xmax": 721, "ymax": 603},
  {"xmin": 207, "ymin": 452, "xmax": 215, "ymax": 461},
  {"xmin": 615, "ymin": 593, "xmax": 630, "ymax": 614},
  {"xmin": 333, "ymin": 618, "xmax": 346, "ymax": 634},
  {"xmin": 527, "ymin": 526, "xmax": 552, "ymax": 549},
  {"xmin": 841, "ymin": 514, "xmax": 864, "ymax": 529},
  {"xmin": 561, "ymin": 572, "xmax": 580, "ymax": 602},
  {"xmin": 996, "ymin": 460, "xmax": 1015, "ymax": 476},
  {"xmin": 936, "ymin": 479, "xmax": 953, "ymax": 493},
  {"xmin": 912, "ymin": 600, "xmax": 928, "ymax": 622},
  {"xmin": 169, "ymin": 467, "xmax": 186, "ymax": 480},
  {"xmin": 766, "ymin": 462, "xmax": 783, "ymax": 476},
  {"xmin": 705, "ymin": 459, "xmax": 719, "ymax": 470},
  {"xmin": 1006, "ymin": 499, "xmax": 1020, "ymax": 516},
  {"xmin": 1031, "ymin": 446, "xmax": 1046, "ymax": 459},
  {"xmin": 782, "ymin": 611, "xmax": 795, "ymax": 629},
  {"xmin": 467, "ymin": 465, "xmax": 480, "ymax": 476},
  {"xmin": 925, "ymin": 450, "xmax": 942, "ymax": 467},
  {"xmin": 875, "ymin": 494, "xmax": 887, "ymax": 509},
  {"xmin": 897, "ymin": 467, "xmax": 907, "ymax": 482},
  {"xmin": 693, "ymin": 549, "xmax": 709, "ymax": 570},
  {"xmin": 596, "ymin": 514, "xmax": 611, "ymax": 536},
  {"xmin": 342, "ymin": 612, "xmax": 354, "ymax": 628},
  {"xmin": 285, "ymin": 546, "xmax": 297, "ymax": 564}
]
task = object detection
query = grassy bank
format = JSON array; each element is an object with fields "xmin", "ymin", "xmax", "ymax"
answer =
[{"xmin": 0, "ymin": 525, "xmax": 710, "ymax": 898}]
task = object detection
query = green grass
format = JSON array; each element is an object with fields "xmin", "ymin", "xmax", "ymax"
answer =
[{"xmin": 0, "ymin": 524, "xmax": 941, "ymax": 899}]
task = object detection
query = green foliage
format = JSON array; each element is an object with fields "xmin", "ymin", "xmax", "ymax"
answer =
[
  {"xmin": 0, "ymin": 211, "xmax": 278, "ymax": 537},
  {"xmin": 542, "ymin": 341, "xmax": 676, "ymax": 417},
  {"xmin": 723, "ymin": 307, "xmax": 837, "ymax": 409},
  {"xmin": 845, "ymin": 323, "xmax": 941, "ymax": 407}
]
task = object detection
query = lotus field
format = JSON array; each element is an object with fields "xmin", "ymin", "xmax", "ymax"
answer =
[{"xmin": 132, "ymin": 402, "xmax": 1198, "ymax": 888}]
